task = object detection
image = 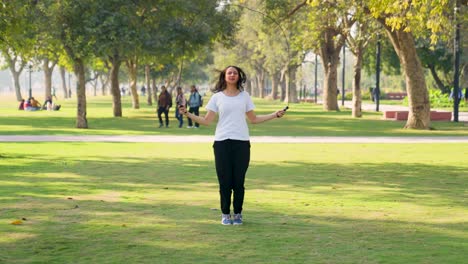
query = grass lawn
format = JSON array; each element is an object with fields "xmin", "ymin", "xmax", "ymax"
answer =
[
  {"xmin": 1, "ymin": 142, "xmax": 467, "ymax": 263},
  {"xmin": 1, "ymin": 95, "xmax": 467, "ymax": 136}
]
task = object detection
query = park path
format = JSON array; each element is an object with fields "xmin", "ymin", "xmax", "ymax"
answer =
[
  {"xmin": 0, "ymin": 135, "xmax": 467, "ymax": 143},
  {"xmin": 342, "ymin": 101, "xmax": 468, "ymax": 122}
]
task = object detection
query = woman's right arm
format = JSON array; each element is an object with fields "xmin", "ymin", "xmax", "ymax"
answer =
[{"xmin": 180, "ymin": 106, "xmax": 216, "ymax": 126}]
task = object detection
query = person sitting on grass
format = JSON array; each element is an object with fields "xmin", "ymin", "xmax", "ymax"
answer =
[
  {"xmin": 25, "ymin": 97, "xmax": 41, "ymax": 111},
  {"xmin": 18, "ymin": 99, "xmax": 25, "ymax": 110},
  {"xmin": 43, "ymin": 96, "xmax": 53, "ymax": 110}
]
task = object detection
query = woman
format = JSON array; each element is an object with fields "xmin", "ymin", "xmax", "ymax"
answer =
[
  {"xmin": 179, "ymin": 66, "xmax": 286, "ymax": 225},
  {"xmin": 157, "ymin": 86, "xmax": 172, "ymax": 128},
  {"xmin": 187, "ymin": 85, "xmax": 202, "ymax": 128},
  {"xmin": 175, "ymin": 86, "xmax": 186, "ymax": 128}
]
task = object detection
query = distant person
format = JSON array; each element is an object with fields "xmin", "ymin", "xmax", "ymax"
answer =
[
  {"xmin": 43, "ymin": 96, "xmax": 53, "ymax": 110},
  {"xmin": 51, "ymin": 87, "xmax": 58, "ymax": 100},
  {"xmin": 41, "ymin": 96, "xmax": 61, "ymax": 111},
  {"xmin": 465, "ymin": 88, "xmax": 468, "ymax": 102},
  {"xmin": 449, "ymin": 88, "xmax": 463, "ymax": 105},
  {"xmin": 68, "ymin": 89, "xmax": 72, "ymax": 98},
  {"xmin": 175, "ymin": 86, "xmax": 186, "ymax": 128},
  {"xmin": 157, "ymin": 86, "xmax": 172, "ymax": 128},
  {"xmin": 23, "ymin": 99, "xmax": 31, "ymax": 109},
  {"xmin": 121, "ymin": 87, "xmax": 125, "ymax": 96},
  {"xmin": 371, "ymin": 87, "xmax": 380, "ymax": 102},
  {"xmin": 141, "ymin": 85, "xmax": 146, "ymax": 96},
  {"xmin": 26, "ymin": 97, "xmax": 41, "ymax": 111},
  {"xmin": 187, "ymin": 85, "xmax": 202, "ymax": 128},
  {"xmin": 18, "ymin": 99, "xmax": 25, "ymax": 110},
  {"xmin": 178, "ymin": 66, "xmax": 287, "ymax": 225}
]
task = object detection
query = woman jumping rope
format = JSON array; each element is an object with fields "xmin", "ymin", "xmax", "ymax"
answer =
[{"xmin": 178, "ymin": 65, "xmax": 287, "ymax": 225}]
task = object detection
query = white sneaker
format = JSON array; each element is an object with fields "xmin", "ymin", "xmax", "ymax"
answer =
[
  {"xmin": 187, "ymin": 126, "xmax": 193, "ymax": 128},
  {"xmin": 221, "ymin": 214, "xmax": 232, "ymax": 225},
  {"xmin": 233, "ymin": 214, "xmax": 243, "ymax": 225}
]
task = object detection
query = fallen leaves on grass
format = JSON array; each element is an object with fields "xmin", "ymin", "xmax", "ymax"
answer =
[{"xmin": 11, "ymin": 220, "xmax": 23, "ymax": 225}]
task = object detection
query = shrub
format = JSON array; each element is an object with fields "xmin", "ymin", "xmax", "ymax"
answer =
[{"xmin": 402, "ymin": 90, "xmax": 466, "ymax": 108}]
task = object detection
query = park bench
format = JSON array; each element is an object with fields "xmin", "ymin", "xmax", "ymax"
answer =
[
  {"xmin": 383, "ymin": 111, "xmax": 452, "ymax": 121},
  {"xmin": 385, "ymin": 92, "xmax": 407, "ymax": 100}
]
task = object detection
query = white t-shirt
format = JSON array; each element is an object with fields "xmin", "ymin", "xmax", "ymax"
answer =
[{"xmin": 206, "ymin": 91, "xmax": 255, "ymax": 141}]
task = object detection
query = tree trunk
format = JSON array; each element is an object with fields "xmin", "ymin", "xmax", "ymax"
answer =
[
  {"xmin": 428, "ymin": 64, "xmax": 449, "ymax": 93},
  {"xmin": 145, "ymin": 65, "xmax": 152, "ymax": 106},
  {"xmin": 5, "ymin": 52, "xmax": 25, "ymax": 101},
  {"xmin": 284, "ymin": 66, "xmax": 299, "ymax": 103},
  {"xmin": 352, "ymin": 46, "xmax": 364, "ymax": 118},
  {"xmin": 269, "ymin": 72, "xmax": 279, "ymax": 100},
  {"xmin": 74, "ymin": 59, "xmax": 88, "ymax": 128},
  {"xmin": 91, "ymin": 72, "xmax": 99, "ymax": 96},
  {"xmin": 11, "ymin": 69, "xmax": 23, "ymax": 101},
  {"xmin": 249, "ymin": 79, "xmax": 256, "ymax": 96},
  {"xmin": 386, "ymin": 30, "xmax": 430, "ymax": 129},
  {"xmin": 152, "ymin": 77, "xmax": 158, "ymax": 104},
  {"xmin": 43, "ymin": 58, "xmax": 56, "ymax": 99},
  {"xmin": 99, "ymin": 71, "xmax": 109, "ymax": 96},
  {"xmin": 280, "ymin": 70, "xmax": 286, "ymax": 101},
  {"xmin": 126, "ymin": 58, "xmax": 140, "ymax": 109},
  {"xmin": 319, "ymin": 29, "xmax": 343, "ymax": 111},
  {"xmin": 59, "ymin": 66, "xmax": 68, "ymax": 99},
  {"xmin": 110, "ymin": 56, "xmax": 122, "ymax": 117},
  {"xmin": 245, "ymin": 80, "xmax": 252, "ymax": 94},
  {"xmin": 258, "ymin": 70, "xmax": 265, "ymax": 98}
]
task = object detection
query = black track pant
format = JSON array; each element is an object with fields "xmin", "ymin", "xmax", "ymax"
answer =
[
  {"xmin": 157, "ymin": 107, "xmax": 169, "ymax": 126},
  {"xmin": 213, "ymin": 139, "xmax": 250, "ymax": 214}
]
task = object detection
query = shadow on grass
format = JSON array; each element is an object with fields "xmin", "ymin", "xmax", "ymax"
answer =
[{"xmin": 1, "ymin": 154, "xmax": 467, "ymax": 263}]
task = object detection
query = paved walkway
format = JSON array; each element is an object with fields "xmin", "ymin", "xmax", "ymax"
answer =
[
  {"xmin": 1, "ymin": 135, "xmax": 467, "ymax": 143},
  {"xmin": 342, "ymin": 101, "xmax": 468, "ymax": 122}
]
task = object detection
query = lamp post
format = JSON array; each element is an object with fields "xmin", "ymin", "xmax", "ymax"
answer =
[
  {"xmin": 341, "ymin": 44, "xmax": 345, "ymax": 106},
  {"xmin": 375, "ymin": 33, "xmax": 381, "ymax": 112},
  {"xmin": 28, "ymin": 64, "xmax": 32, "ymax": 99},
  {"xmin": 453, "ymin": 0, "xmax": 460, "ymax": 122}
]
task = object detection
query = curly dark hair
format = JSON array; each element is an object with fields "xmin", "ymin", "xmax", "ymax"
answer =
[{"xmin": 212, "ymin": 66, "xmax": 247, "ymax": 93}]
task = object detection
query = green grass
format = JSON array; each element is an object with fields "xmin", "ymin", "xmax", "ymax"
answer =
[
  {"xmin": 1, "ymin": 95, "xmax": 467, "ymax": 136},
  {"xmin": 1, "ymin": 142, "xmax": 467, "ymax": 263}
]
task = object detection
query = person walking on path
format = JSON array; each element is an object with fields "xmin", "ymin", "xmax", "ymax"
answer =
[
  {"xmin": 175, "ymin": 86, "xmax": 186, "ymax": 128},
  {"xmin": 157, "ymin": 86, "xmax": 172, "ymax": 128},
  {"xmin": 186, "ymin": 85, "xmax": 202, "ymax": 128},
  {"xmin": 178, "ymin": 66, "xmax": 287, "ymax": 225}
]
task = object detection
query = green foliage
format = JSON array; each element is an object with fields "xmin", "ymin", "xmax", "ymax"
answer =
[
  {"xmin": 401, "ymin": 89, "xmax": 467, "ymax": 109},
  {"xmin": 426, "ymin": 89, "xmax": 466, "ymax": 108},
  {"xmin": 368, "ymin": 0, "xmax": 452, "ymax": 44},
  {"xmin": 363, "ymin": 34, "xmax": 401, "ymax": 76}
]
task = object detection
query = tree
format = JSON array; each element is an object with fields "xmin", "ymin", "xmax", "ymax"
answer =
[
  {"xmin": 289, "ymin": 0, "xmax": 354, "ymax": 110},
  {"xmin": 365, "ymin": 0, "xmax": 453, "ymax": 129},
  {"xmin": 0, "ymin": 0, "xmax": 36, "ymax": 101},
  {"xmin": 38, "ymin": 0, "xmax": 102, "ymax": 128},
  {"xmin": 345, "ymin": 3, "xmax": 379, "ymax": 118}
]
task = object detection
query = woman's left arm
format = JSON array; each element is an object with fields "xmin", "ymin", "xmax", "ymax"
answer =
[{"xmin": 246, "ymin": 109, "xmax": 286, "ymax": 124}]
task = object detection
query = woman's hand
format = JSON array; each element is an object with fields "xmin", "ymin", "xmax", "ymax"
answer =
[{"xmin": 275, "ymin": 109, "xmax": 286, "ymax": 118}]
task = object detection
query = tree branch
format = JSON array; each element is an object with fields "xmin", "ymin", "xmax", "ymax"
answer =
[{"xmin": 288, "ymin": 0, "xmax": 307, "ymax": 17}]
